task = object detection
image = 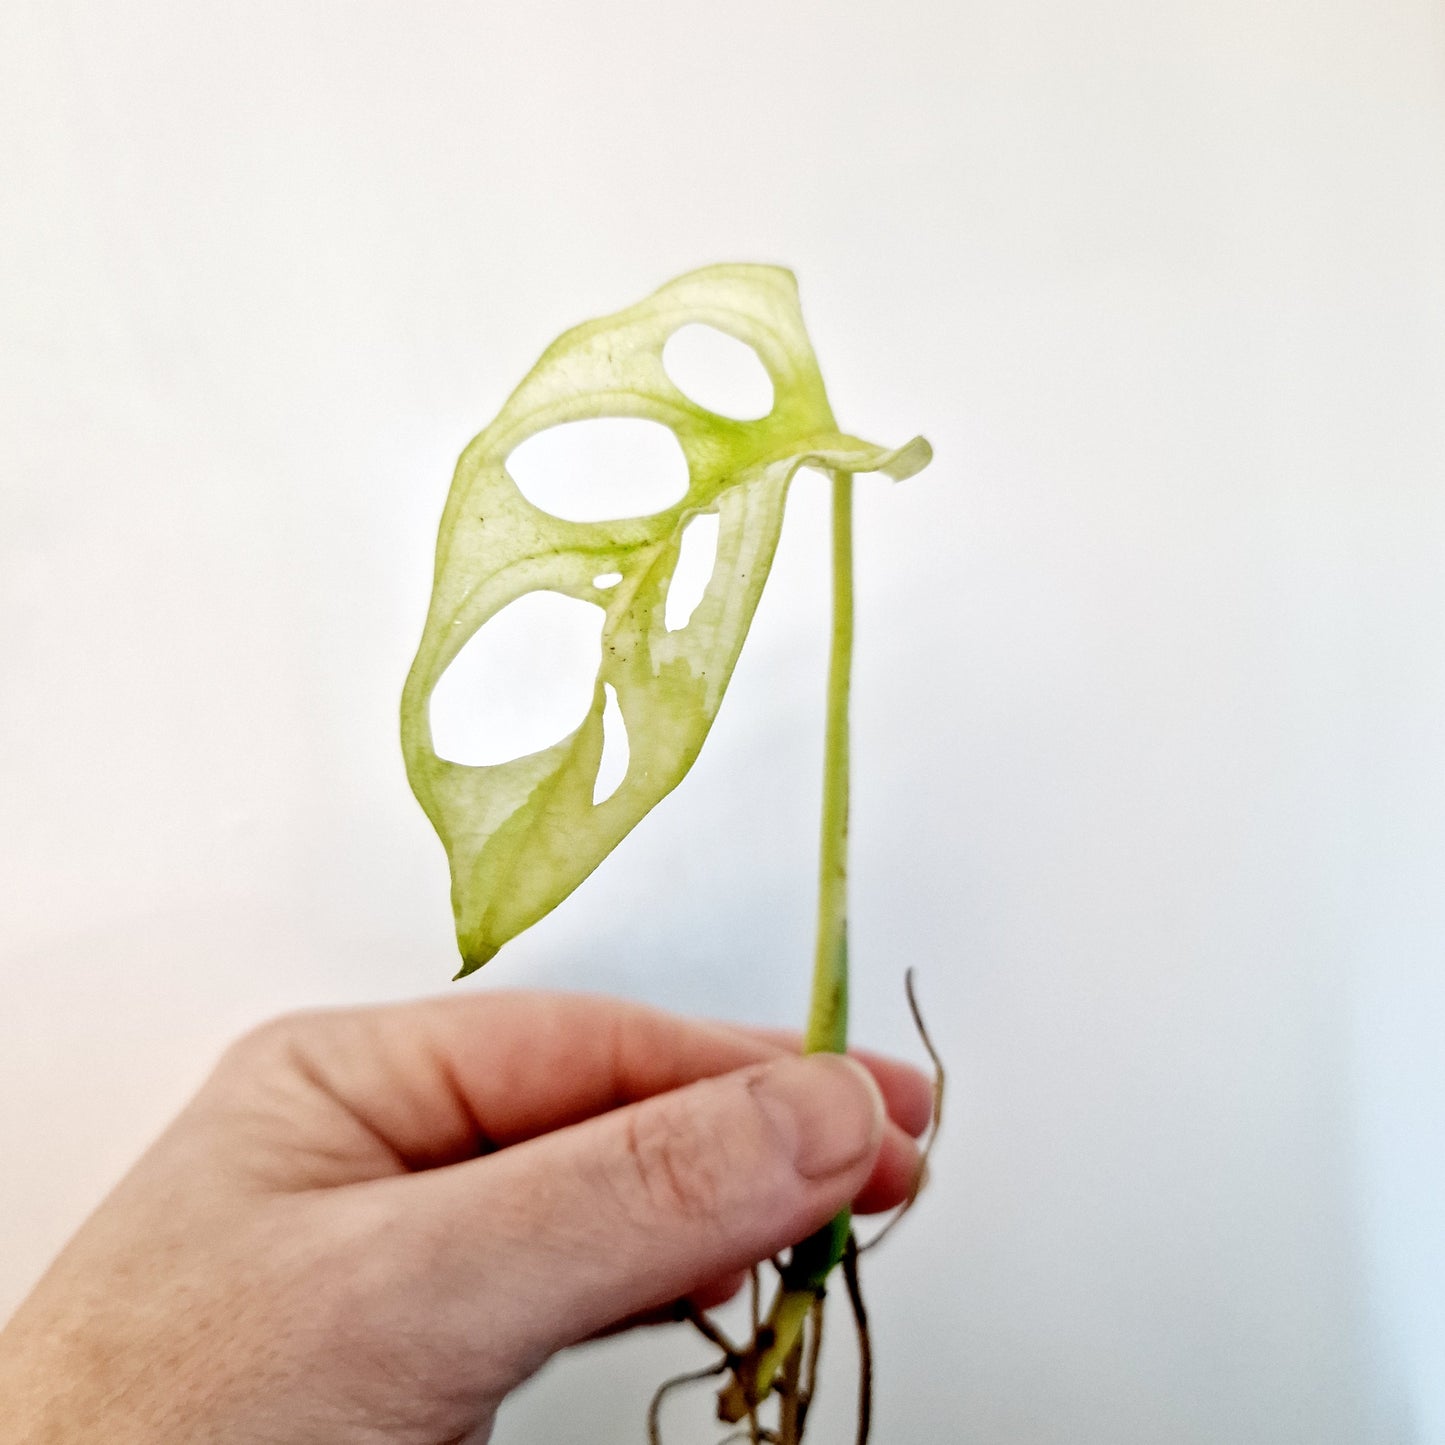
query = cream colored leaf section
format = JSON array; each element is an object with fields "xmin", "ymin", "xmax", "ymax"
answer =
[{"xmin": 402, "ymin": 264, "xmax": 931, "ymax": 975}]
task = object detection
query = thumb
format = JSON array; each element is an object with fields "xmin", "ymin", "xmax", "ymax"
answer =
[{"xmin": 394, "ymin": 1053, "xmax": 886, "ymax": 1369}]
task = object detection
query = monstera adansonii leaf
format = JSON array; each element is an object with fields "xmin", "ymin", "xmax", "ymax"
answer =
[{"xmin": 402, "ymin": 264, "xmax": 931, "ymax": 976}]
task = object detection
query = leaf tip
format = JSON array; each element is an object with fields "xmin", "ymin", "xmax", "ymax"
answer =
[
  {"xmin": 453, "ymin": 943, "xmax": 501, "ymax": 981},
  {"xmin": 883, "ymin": 435, "xmax": 933, "ymax": 482}
]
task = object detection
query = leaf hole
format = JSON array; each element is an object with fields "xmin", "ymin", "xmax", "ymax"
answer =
[
  {"xmin": 507, "ymin": 418, "xmax": 689, "ymax": 522},
  {"xmin": 430, "ymin": 592, "xmax": 600, "ymax": 766},
  {"xmin": 593, "ymin": 683, "xmax": 629, "ymax": 805},
  {"xmin": 593, "ymin": 571, "xmax": 623, "ymax": 588},
  {"xmin": 663, "ymin": 324, "xmax": 774, "ymax": 420},
  {"xmin": 665, "ymin": 512, "xmax": 720, "ymax": 632}
]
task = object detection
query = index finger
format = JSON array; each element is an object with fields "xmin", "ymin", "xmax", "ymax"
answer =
[{"xmin": 215, "ymin": 989, "xmax": 927, "ymax": 1180}]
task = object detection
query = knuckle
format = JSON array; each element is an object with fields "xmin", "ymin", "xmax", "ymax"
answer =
[
  {"xmin": 213, "ymin": 1017, "xmax": 288, "ymax": 1081},
  {"xmin": 211, "ymin": 1008, "xmax": 337, "ymax": 1088}
]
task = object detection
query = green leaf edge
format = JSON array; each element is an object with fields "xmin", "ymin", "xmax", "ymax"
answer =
[{"xmin": 401, "ymin": 264, "xmax": 931, "ymax": 976}]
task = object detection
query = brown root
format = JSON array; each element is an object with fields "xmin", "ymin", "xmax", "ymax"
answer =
[
  {"xmin": 860, "ymin": 968, "xmax": 945, "ymax": 1255},
  {"xmin": 842, "ymin": 1235, "xmax": 873, "ymax": 1445},
  {"xmin": 648, "ymin": 1361, "xmax": 729, "ymax": 1445},
  {"xmin": 645, "ymin": 970, "xmax": 944, "ymax": 1444}
]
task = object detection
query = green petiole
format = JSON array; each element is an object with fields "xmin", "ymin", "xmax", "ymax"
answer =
[
  {"xmin": 806, "ymin": 468, "xmax": 854, "ymax": 1062},
  {"xmin": 747, "ymin": 468, "xmax": 856, "ymax": 1400}
]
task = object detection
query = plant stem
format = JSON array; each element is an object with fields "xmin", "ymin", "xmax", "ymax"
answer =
[
  {"xmin": 794, "ymin": 465, "xmax": 856, "ymax": 1280},
  {"xmin": 746, "ymin": 470, "xmax": 858, "ymax": 1405},
  {"xmin": 806, "ymin": 468, "xmax": 854, "ymax": 1058}
]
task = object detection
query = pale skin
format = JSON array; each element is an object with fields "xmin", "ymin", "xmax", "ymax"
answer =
[{"xmin": 0, "ymin": 991, "xmax": 930, "ymax": 1444}]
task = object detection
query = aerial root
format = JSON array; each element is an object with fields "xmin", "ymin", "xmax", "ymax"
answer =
[
  {"xmin": 678, "ymin": 1298, "xmax": 741, "ymax": 1358},
  {"xmin": 860, "ymin": 967, "xmax": 945, "ymax": 1255},
  {"xmin": 648, "ymin": 1361, "xmax": 729, "ymax": 1445},
  {"xmin": 843, "ymin": 1234, "xmax": 873, "ymax": 1445},
  {"xmin": 648, "ymin": 969, "xmax": 942, "ymax": 1444}
]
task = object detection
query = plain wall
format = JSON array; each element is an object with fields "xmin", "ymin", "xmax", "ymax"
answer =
[{"xmin": 3, "ymin": 2, "xmax": 1442, "ymax": 1440}]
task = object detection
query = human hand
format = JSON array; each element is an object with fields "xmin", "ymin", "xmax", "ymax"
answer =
[{"xmin": 0, "ymin": 991, "xmax": 930, "ymax": 1444}]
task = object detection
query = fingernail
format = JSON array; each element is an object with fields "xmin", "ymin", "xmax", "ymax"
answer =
[{"xmin": 750, "ymin": 1054, "xmax": 886, "ymax": 1180}]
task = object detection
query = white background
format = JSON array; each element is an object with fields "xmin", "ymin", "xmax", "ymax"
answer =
[{"xmin": 3, "ymin": 2, "xmax": 1443, "ymax": 1441}]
